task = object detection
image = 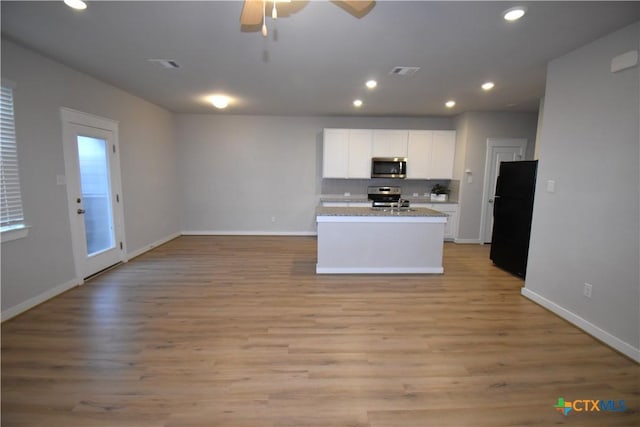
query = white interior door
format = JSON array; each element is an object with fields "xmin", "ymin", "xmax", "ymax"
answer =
[
  {"xmin": 481, "ymin": 138, "xmax": 528, "ymax": 243},
  {"xmin": 62, "ymin": 109, "xmax": 125, "ymax": 280}
]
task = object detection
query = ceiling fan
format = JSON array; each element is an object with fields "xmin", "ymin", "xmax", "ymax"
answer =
[{"xmin": 240, "ymin": 0, "xmax": 375, "ymax": 36}]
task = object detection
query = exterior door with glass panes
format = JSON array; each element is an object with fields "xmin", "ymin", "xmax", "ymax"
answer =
[{"xmin": 62, "ymin": 109, "xmax": 124, "ymax": 280}]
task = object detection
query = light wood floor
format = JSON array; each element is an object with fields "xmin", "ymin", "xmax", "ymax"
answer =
[{"xmin": 2, "ymin": 236, "xmax": 638, "ymax": 426}]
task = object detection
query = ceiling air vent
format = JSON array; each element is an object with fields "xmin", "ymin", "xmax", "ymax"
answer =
[
  {"xmin": 148, "ymin": 59, "xmax": 180, "ymax": 69},
  {"xmin": 389, "ymin": 66, "xmax": 420, "ymax": 76}
]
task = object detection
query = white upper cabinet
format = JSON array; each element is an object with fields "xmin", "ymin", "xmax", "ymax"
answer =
[
  {"xmin": 323, "ymin": 129, "xmax": 349, "ymax": 178},
  {"xmin": 372, "ymin": 130, "xmax": 408, "ymax": 157},
  {"xmin": 347, "ymin": 129, "xmax": 373, "ymax": 178},
  {"xmin": 323, "ymin": 128, "xmax": 455, "ymax": 180},
  {"xmin": 323, "ymin": 129, "xmax": 372, "ymax": 178},
  {"xmin": 406, "ymin": 130, "xmax": 432, "ymax": 179},
  {"xmin": 430, "ymin": 131, "xmax": 456, "ymax": 179},
  {"xmin": 406, "ymin": 130, "xmax": 456, "ymax": 179}
]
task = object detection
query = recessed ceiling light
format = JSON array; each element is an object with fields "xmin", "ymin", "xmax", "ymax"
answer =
[
  {"xmin": 503, "ymin": 7, "xmax": 526, "ymax": 22},
  {"xmin": 365, "ymin": 80, "xmax": 377, "ymax": 89},
  {"xmin": 481, "ymin": 82, "xmax": 495, "ymax": 91},
  {"xmin": 353, "ymin": 99, "xmax": 363, "ymax": 107},
  {"xmin": 210, "ymin": 95, "xmax": 231, "ymax": 109},
  {"xmin": 64, "ymin": 0, "xmax": 87, "ymax": 10},
  {"xmin": 445, "ymin": 100, "xmax": 456, "ymax": 108}
]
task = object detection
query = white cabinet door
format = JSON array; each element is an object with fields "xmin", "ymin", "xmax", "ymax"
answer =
[
  {"xmin": 407, "ymin": 130, "xmax": 432, "ymax": 179},
  {"xmin": 347, "ymin": 129, "xmax": 372, "ymax": 178},
  {"xmin": 323, "ymin": 129, "xmax": 349, "ymax": 178},
  {"xmin": 372, "ymin": 130, "xmax": 408, "ymax": 157},
  {"xmin": 411, "ymin": 203, "xmax": 458, "ymax": 240},
  {"xmin": 433, "ymin": 203, "xmax": 458, "ymax": 240},
  {"xmin": 444, "ymin": 209, "xmax": 458, "ymax": 240},
  {"xmin": 430, "ymin": 131, "xmax": 456, "ymax": 179}
]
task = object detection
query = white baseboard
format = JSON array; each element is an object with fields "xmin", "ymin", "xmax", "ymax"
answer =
[
  {"xmin": 1, "ymin": 278, "xmax": 80, "ymax": 322},
  {"xmin": 316, "ymin": 266, "xmax": 444, "ymax": 274},
  {"xmin": 521, "ymin": 288, "xmax": 640, "ymax": 363},
  {"xmin": 454, "ymin": 238, "xmax": 483, "ymax": 244},
  {"xmin": 182, "ymin": 230, "xmax": 317, "ymax": 236},
  {"xmin": 126, "ymin": 232, "xmax": 181, "ymax": 260}
]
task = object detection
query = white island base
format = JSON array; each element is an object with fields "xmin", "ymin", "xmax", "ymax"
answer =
[{"xmin": 316, "ymin": 209, "xmax": 447, "ymax": 274}]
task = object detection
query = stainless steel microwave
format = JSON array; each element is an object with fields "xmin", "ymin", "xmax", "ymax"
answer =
[{"xmin": 371, "ymin": 157, "xmax": 407, "ymax": 179}]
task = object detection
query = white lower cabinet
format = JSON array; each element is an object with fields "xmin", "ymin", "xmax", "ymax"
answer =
[{"xmin": 413, "ymin": 203, "xmax": 458, "ymax": 241}]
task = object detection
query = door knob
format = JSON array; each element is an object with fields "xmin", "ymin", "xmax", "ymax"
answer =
[{"xmin": 77, "ymin": 208, "xmax": 86, "ymax": 214}]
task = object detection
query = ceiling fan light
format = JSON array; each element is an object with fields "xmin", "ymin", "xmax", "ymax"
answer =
[
  {"xmin": 210, "ymin": 95, "xmax": 230, "ymax": 109},
  {"xmin": 64, "ymin": 0, "xmax": 87, "ymax": 10},
  {"xmin": 481, "ymin": 81, "xmax": 495, "ymax": 91},
  {"xmin": 503, "ymin": 7, "xmax": 526, "ymax": 22}
]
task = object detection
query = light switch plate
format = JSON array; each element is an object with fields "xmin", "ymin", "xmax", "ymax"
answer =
[{"xmin": 546, "ymin": 180, "xmax": 556, "ymax": 193}]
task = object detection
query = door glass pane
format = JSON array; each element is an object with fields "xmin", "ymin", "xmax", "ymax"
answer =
[{"xmin": 77, "ymin": 136, "xmax": 115, "ymax": 256}]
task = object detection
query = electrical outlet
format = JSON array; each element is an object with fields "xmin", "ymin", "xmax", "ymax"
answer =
[
  {"xmin": 271, "ymin": 216, "xmax": 276, "ymax": 223},
  {"xmin": 583, "ymin": 283, "xmax": 593, "ymax": 298}
]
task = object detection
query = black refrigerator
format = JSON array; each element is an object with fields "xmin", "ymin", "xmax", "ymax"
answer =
[{"xmin": 489, "ymin": 160, "xmax": 538, "ymax": 278}]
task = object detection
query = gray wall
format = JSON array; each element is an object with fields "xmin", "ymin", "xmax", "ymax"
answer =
[
  {"xmin": 524, "ymin": 22, "xmax": 639, "ymax": 357},
  {"xmin": 1, "ymin": 39, "xmax": 180, "ymax": 315},
  {"xmin": 453, "ymin": 112, "xmax": 539, "ymax": 242},
  {"xmin": 175, "ymin": 114, "xmax": 453, "ymax": 234}
]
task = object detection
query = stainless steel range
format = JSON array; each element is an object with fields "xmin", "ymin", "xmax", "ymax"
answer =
[{"xmin": 367, "ymin": 186, "xmax": 410, "ymax": 209}]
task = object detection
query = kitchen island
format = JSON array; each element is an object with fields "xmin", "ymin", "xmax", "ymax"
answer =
[{"xmin": 316, "ymin": 206, "xmax": 447, "ymax": 274}]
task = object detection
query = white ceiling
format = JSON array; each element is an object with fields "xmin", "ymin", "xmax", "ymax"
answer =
[{"xmin": 2, "ymin": 1, "xmax": 639, "ymax": 116}]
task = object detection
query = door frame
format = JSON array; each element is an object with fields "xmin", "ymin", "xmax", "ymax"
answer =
[
  {"xmin": 61, "ymin": 108, "xmax": 126, "ymax": 282},
  {"xmin": 480, "ymin": 138, "xmax": 528, "ymax": 244}
]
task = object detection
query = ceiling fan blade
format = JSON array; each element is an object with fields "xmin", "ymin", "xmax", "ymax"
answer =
[
  {"xmin": 240, "ymin": 0, "xmax": 264, "ymax": 26},
  {"xmin": 333, "ymin": 1, "xmax": 375, "ymax": 17},
  {"xmin": 340, "ymin": 1, "xmax": 374, "ymax": 13}
]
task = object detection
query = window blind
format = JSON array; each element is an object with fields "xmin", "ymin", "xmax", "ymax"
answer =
[{"xmin": 0, "ymin": 85, "xmax": 25, "ymax": 230}]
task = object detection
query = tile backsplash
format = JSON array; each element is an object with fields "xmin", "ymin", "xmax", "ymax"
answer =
[{"xmin": 322, "ymin": 179, "xmax": 459, "ymax": 201}]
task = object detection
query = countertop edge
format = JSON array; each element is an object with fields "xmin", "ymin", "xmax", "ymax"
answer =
[{"xmin": 316, "ymin": 206, "xmax": 448, "ymax": 218}]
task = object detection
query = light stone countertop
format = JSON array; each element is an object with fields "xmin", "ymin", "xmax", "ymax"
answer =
[{"xmin": 316, "ymin": 206, "xmax": 448, "ymax": 218}]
